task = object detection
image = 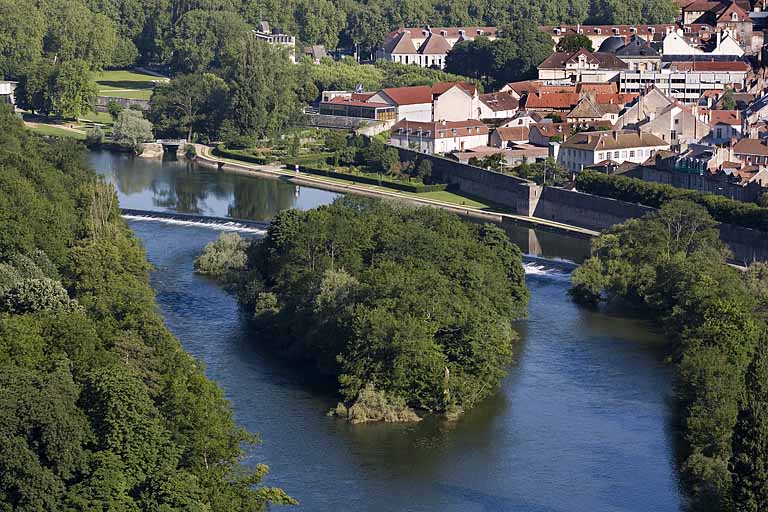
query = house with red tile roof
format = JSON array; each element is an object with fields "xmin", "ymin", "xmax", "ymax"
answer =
[
  {"xmin": 376, "ymin": 26, "xmax": 498, "ymax": 69},
  {"xmin": 556, "ymin": 130, "xmax": 670, "ymax": 172},
  {"xmin": 479, "ymin": 91, "xmax": 520, "ymax": 119},
  {"xmin": 389, "ymin": 119, "xmax": 490, "ymax": 154},
  {"xmin": 708, "ymin": 109, "xmax": 743, "ymax": 143},
  {"xmin": 489, "ymin": 126, "xmax": 531, "ymax": 148},
  {"xmin": 368, "ymin": 82, "xmax": 482, "ymax": 122}
]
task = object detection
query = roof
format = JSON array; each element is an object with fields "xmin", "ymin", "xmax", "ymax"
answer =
[
  {"xmin": 560, "ymin": 130, "xmax": 669, "ymax": 151},
  {"xmin": 383, "ymin": 31, "xmax": 417, "ymax": 54},
  {"xmin": 524, "ymin": 92, "xmax": 581, "ymax": 110},
  {"xmin": 379, "ymin": 85, "xmax": 433, "ymax": 105},
  {"xmin": 387, "ymin": 27, "xmax": 499, "ymax": 41},
  {"xmin": 538, "ymin": 50, "xmax": 629, "ymax": 70},
  {"xmin": 391, "ymin": 119, "xmax": 490, "ymax": 139},
  {"xmin": 595, "ymin": 93, "xmax": 639, "ymax": 105},
  {"xmin": 480, "ymin": 91, "xmax": 519, "ymax": 112},
  {"xmin": 733, "ymin": 138, "xmax": 768, "ymax": 156},
  {"xmin": 615, "ymin": 35, "xmax": 659, "ymax": 57},
  {"xmin": 577, "ymin": 82, "xmax": 617, "ymax": 94},
  {"xmin": 530, "ymin": 120, "xmax": 613, "ymax": 138},
  {"xmin": 598, "ymin": 36, "xmax": 627, "ymax": 53},
  {"xmin": 669, "ymin": 61, "xmax": 750, "ymax": 71},
  {"xmin": 418, "ymin": 33, "xmax": 453, "ymax": 54},
  {"xmin": 568, "ymin": 96, "xmax": 621, "ymax": 118},
  {"xmin": 715, "ymin": 1, "xmax": 749, "ymax": 22},
  {"xmin": 325, "ymin": 97, "xmax": 391, "ymax": 108},
  {"xmin": 431, "ymin": 81, "xmax": 477, "ymax": 96},
  {"xmin": 709, "ymin": 109, "xmax": 741, "ymax": 126},
  {"xmin": 494, "ymin": 126, "xmax": 531, "ymax": 141}
]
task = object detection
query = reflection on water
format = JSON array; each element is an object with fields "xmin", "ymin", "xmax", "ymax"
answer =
[{"xmin": 89, "ymin": 150, "xmax": 339, "ymax": 221}]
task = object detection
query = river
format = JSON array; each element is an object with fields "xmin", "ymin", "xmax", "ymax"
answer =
[{"xmin": 91, "ymin": 151, "xmax": 683, "ymax": 511}]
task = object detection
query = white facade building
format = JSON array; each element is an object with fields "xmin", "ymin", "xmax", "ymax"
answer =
[
  {"xmin": 557, "ymin": 130, "xmax": 669, "ymax": 172},
  {"xmin": 389, "ymin": 120, "xmax": 490, "ymax": 154}
]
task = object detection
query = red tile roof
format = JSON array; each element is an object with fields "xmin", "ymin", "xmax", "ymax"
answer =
[
  {"xmin": 494, "ymin": 126, "xmax": 531, "ymax": 141},
  {"xmin": 733, "ymin": 138, "xmax": 768, "ymax": 156},
  {"xmin": 577, "ymin": 82, "xmax": 618, "ymax": 94},
  {"xmin": 479, "ymin": 91, "xmax": 519, "ymax": 112},
  {"xmin": 391, "ymin": 119, "xmax": 490, "ymax": 139},
  {"xmin": 431, "ymin": 82, "xmax": 477, "ymax": 95},
  {"xmin": 379, "ymin": 86, "xmax": 433, "ymax": 105},
  {"xmin": 524, "ymin": 92, "xmax": 581, "ymax": 110},
  {"xmin": 709, "ymin": 109, "xmax": 741, "ymax": 126},
  {"xmin": 325, "ymin": 97, "xmax": 390, "ymax": 108}
]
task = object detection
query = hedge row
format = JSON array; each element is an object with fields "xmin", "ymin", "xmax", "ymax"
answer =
[
  {"xmin": 214, "ymin": 144, "xmax": 331, "ymax": 167},
  {"xmin": 286, "ymin": 165, "xmax": 449, "ymax": 193},
  {"xmin": 576, "ymin": 170, "xmax": 768, "ymax": 232}
]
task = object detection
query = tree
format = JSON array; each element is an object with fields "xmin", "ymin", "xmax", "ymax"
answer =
[
  {"xmin": 148, "ymin": 73, "xmax": 229, "ymax": 141},
  {"xmin": 107, "ymin": 99, "xmax": 123, "ymax": 121},
  {"xmin": 15, "ymin": 60, "xmax": 56, "ymax": 116},
  {"xmin": 226, "ymin": 35, "xmax": 301, "ymax": 139},
  {"xmin": 52, "ymin": 59, "xmax": 98, "ymax": 119},
  {"xmin": 0, "ymin": 0, "xmax": 45, "ymax": 78},
  {"xmin": 731, "ymin": 338, "xmax": 768, "ymax": 511},
  {"xmin": 112, "ymin": 109, "xmax": 153, "ymax": 154},
  {"xmin": 171, "ymin": 9, "xmax": 251, "ymax": 73},
  {"xmin": 720, "ymin": 88, "xmax": 737, "ymax": 110},
  {"xmin": 759, "ymin": 193, "xmax": 768, "ymax": 208},
  {"xmin": 557, "ymin": 33, "xmax": 594, "ymax": 52},
  {"xmin": 41, "ymin": 0, "xmax": 118, "ymax": 69},
  {"xmin": 416, "ymin": 159, "xmax": 432, "ymax": 182}
]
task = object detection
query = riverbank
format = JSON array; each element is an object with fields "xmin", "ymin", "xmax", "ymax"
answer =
[{"xmin": 190, "ymin": 144, "xmax": 599, "ymax": 238}]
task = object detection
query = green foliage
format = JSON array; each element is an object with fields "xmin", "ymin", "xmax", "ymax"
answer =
[
  {"xmin": 226, "ymin": 35, "xmax": 301, "ymax": 140},
  {"xmin": 221, "ymin": 197, "xmax": 528, "ymax": 415},
  {"xmin": 112, "ymin": 109, "xmax": 153, "ymax": 154},
  {"xmin": 569, "ymin": 200, "xmax": 766, "ymax": 509},
  {"xmin": 0, "ymin": 0, "xmax": 45, "ymax": 79},
  {"xmin": 171, "ymin": 9, "xmax": 251, "ymax": 74},
  {"xmin": 53, "ymin": 59, "xmax": 98, "ymax": 118},
  {"xmin": 107, "ymin": 99, "xmax": 123, "ymax": 120},
  {"xmin": 445, "ymin": 23, "xmax": 554, "ymax": 87},
  {"xmin": 720, "ymin": 88, "xmax": 737, "ymax": 111},
  {"xmin": 0, "ymin": 102, "xmax": 291, "ymax": 511},
  {"xmin": 148, "ymin": 72, "xmax": 229, "ymax": 142},
  {"xmin": 557, "ymin": 33, "xmax": 594, "ymax": 52},
  {"xmin": 510, "ymin": 158, "xmax": 570, "ymax": 185},
  {"xmin": 194, "ymin": 232, "xmax": 248, "ymax": 285},
  {"xmin": 576, "ymin": 170, "xmax": 768, "ymax": 232}
]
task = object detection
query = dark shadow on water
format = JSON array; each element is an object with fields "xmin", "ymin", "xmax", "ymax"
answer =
[{"xmin": 435, "ymin": 483, "xmax": 559, "ymax": 512}]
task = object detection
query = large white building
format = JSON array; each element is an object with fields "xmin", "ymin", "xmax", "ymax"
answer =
[
  {"xmin": 556, "ymin": 130, "xmax": 669, "ymax": 172},
  {"xmin": 376, "ymin": 27, "xmax": 498, "ymax": 69}
]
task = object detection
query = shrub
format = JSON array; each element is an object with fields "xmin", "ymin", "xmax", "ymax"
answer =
[
  {"xmin": 1, "ymin": 277, "xmax": 80, "ymax": 314},
  {"xmin": 194, "ymin": 232, "xmax": 248, "ymax": 280},
  {"xmin": 85, "ymin": 126, "xmax": 104, "ymax": 147}
]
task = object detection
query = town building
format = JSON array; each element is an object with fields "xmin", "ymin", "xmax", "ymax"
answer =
[
  {"xmin": 528, "ymin": 121, "xmax": 613, "ymax": 146},
  {"xmin": 478, "ymin": 91, "xmax": 520, "ymax": 119},
  {"xmin": 556, "ymin": 130, "xmax": 670, "ymax": 172},
  {"xmin": 448, "ymin": 145, "xmax": 549, "ymax": 166},
  {"xmin": 376, "ymin": 27, "xmax": 498, "ymax": 69},
  {"xmin": 489, "ymin": 126, "xmax": 531, "ymax": 147},
  {"xmin": 707, "ymin": 109, "xmax": 743, "ymax": 142},
  {"xmin": 537, "ymin": 49, "xmax": 629, "ymax": 82},
  {"xmin": 253, "ymin": 21, "xmax": 296, "ymax": 61},
  {"xmin": 616, "ymin": 88, "xmax": 710, "ymax": 144},
  {"xmin": 0, "ymin": 81, "xmax": 17, "ymax": 107},
  {"xmin": 388, "ymin": 119, "xmax": 490, "ymax": 154},
  {"xmin": 318, "ymin": 96, "xmax": 397, "ymax": 121},
  {"xmin": 733, "ymin": 137, "xmax": 768, "ymax": 165},
  {"xmin": 598, "ymin": 35, "xmax": 662, "ymax": 71}
]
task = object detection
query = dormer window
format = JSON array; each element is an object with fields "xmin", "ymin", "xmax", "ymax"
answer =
[
  {"xmin": 594, "ymin": 27, "xmax": 601, "ymax": 34},
  {"xmin": 630, "ymin": 27, "xmax": 637, "ymax": 33},
  {"xmin": 732, "ymin": 12, "xmax": 739, "ymax": 21},
  {"xmin": 612, "ymin": 27, "xmax": 620, "ymax": 34},
  {"xmin": 701, "ymin": 25, "xmax": 709, "ymax": 31},
  {"xmin": 649, "ymin": 27, "xmax": 655, "ymax": 33},
  {"xmin": 458, "ymin": 30, "xmax": 465, "ymax": 36},
  {"xmin": 684, "ymin": 26, "xmax": 692, "ymax": 33},
  {"xmin": 422, "ymin": 30, "xmax": 429, "ymax": 36},
  {"xmin": 440, "ymin": 30, "xmax": 447, "ymax": 36},
  {"xmin": 477, "ymin": 29, "xmax": 484, "ymax": 35},
  {"xmin": 554, "ymin": 28, "xmax": 562, "ymax": 35}
]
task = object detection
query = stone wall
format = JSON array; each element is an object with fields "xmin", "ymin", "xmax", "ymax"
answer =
[
  {"xmin": 533, "ymin": 187, "xmax": 654, "ymax": 231},
  {"xmin": 392, "ymin": 146, "xmax": 539, "ymax": 214}
]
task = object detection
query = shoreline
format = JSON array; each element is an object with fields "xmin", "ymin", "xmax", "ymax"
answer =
[{"xmin": 188, "ymin": 144, "xmax": 599, "ymax": 239}]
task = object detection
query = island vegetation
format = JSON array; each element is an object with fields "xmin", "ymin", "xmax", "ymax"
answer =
[
  {"xmin": 570, "ymin": 199, "xmax": 768, "ymax": 511},
  {"xmin": 196, "ymin": 197, "xmax": 529, "ymax": 420},
  {"xmin": 0, "ymin": 105, "xmax": 294, "ymax": 509}
]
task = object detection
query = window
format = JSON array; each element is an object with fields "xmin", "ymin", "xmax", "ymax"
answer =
[
  {"xmin": 621, "ymin": 151, "xmax": 627, "ymax": 158},
  {"xmin": 674, "ymin": 118, "xmax": 679, "ymax": 125},
  {"xmin": 732, "ymin": 12, "xmax": 738, "ymax": 21},
  {"xmin": 613, "ymin": 151, "xmax": 620, "ymax": 158},
  {"xmin": 630, "ymin": 150, "xmax": 635, "ymax": 157},
  {"xmin": 671, "ymin": 130, "xmax": 677, "ymax": 140},
  {"xmin": 717, "ymin": 128, "xmax": 722, "ymax": 138}
]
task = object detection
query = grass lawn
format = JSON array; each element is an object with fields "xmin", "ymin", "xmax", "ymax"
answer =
[
  {"xmin": 413, "ymin": 190, "xmax": 490, "ymax": 209},
  {"xmin": 94, "ymin": 69, "xmax": 166, "ymax": 100},
  {"xmin": 26, "ymin": 124, "xmax": 86, "ymax": 140},
  {"xmin": 80, "ymin": 111, "xmax": 113, "ymax": 125}
]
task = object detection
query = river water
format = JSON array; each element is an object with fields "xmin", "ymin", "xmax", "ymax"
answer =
[{"xmin": 91, "ymin": 151, "xmax": 683, "ymax": 511}]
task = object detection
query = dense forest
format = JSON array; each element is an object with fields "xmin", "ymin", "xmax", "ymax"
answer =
[
  {"xmin": 0, "ymin": 105, "xmax": 294, "ymax": 509},
  {"xmin": 570, "ymin": 200, "xmax": 768, "ymax": 511},
  {"xmin": 2, "ymin": 0, "xmax": 679, "ymax": 77},
  {"xmin": 196, "ymin": 197, "xmax": 529, "ymax": 419}
]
